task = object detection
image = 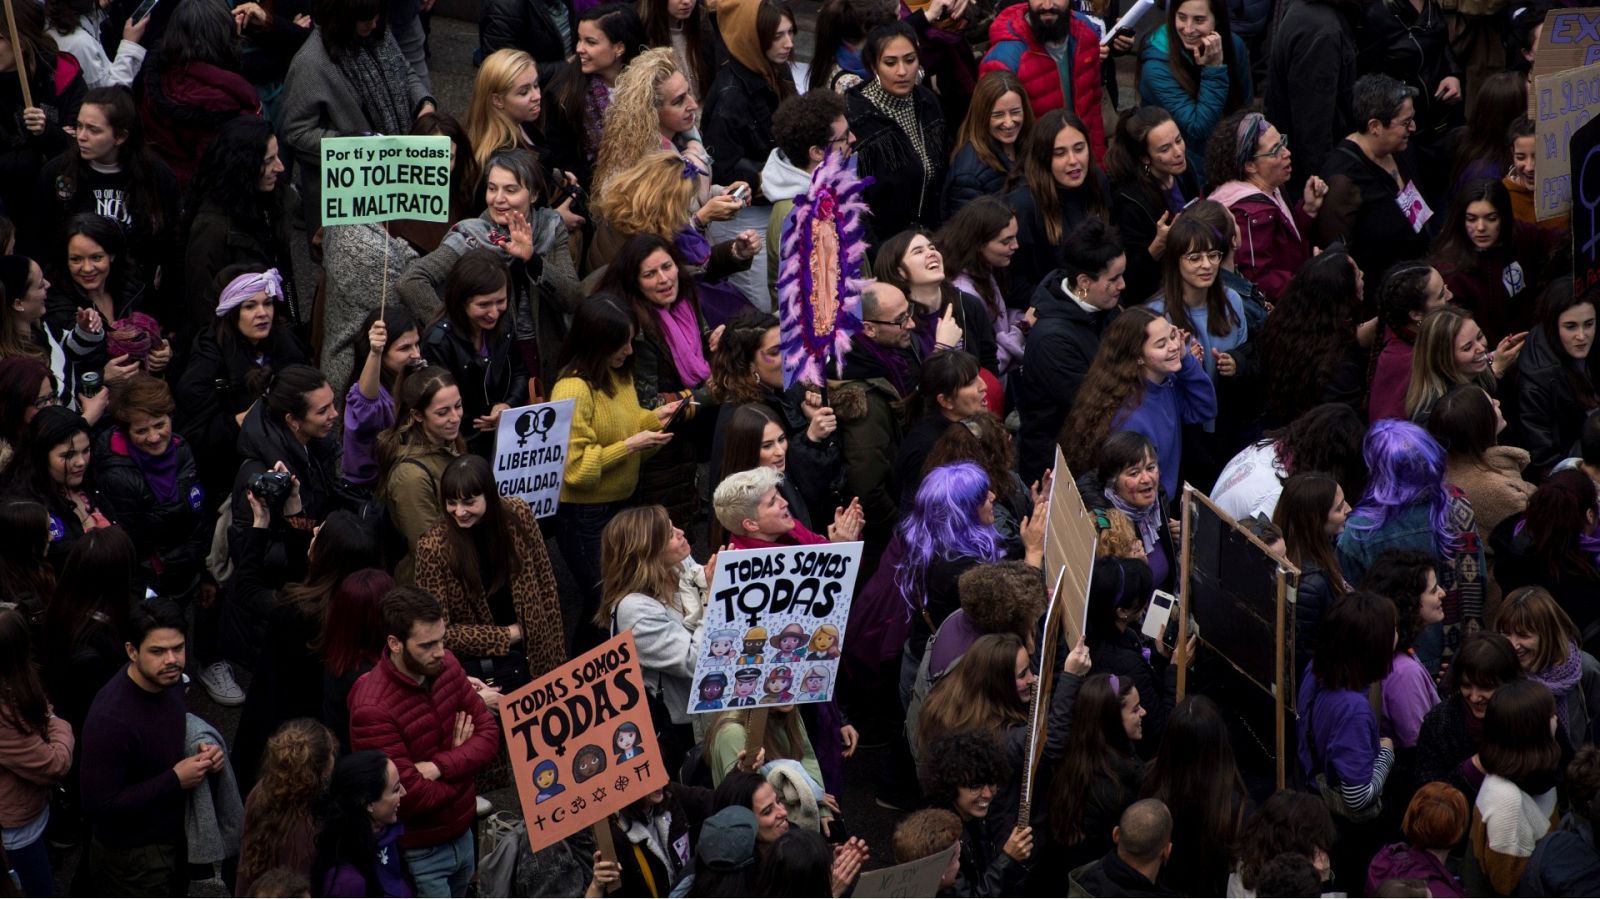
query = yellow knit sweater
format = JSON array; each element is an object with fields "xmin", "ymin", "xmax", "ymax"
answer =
[{"xmin": 552, "ymin": 374, "xmax": 662, "ymax": 505}]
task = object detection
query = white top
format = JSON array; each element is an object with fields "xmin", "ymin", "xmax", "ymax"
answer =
[
  {"xmin": 49, "ymin": 16, "xmax": 147, "ymax": 89},
  {"xmin": 1211, "ymin": 440, "xmax": 1287, "ymax": 522},
  {"xmin": 1476, "ymin": 774, "xmax": 1557, "ymax": 858}
]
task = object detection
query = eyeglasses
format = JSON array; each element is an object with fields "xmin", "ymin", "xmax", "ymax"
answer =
[
  {"xmin": 1250, "ymin": 133, "xmax": 1289, "ymax": 159},
  {"xmin": 30, "ymin": 393, "xmax": 57, "ymax": 410},
  {"xmin": 1181, "ymin": 250, "xmax": 1224, "ymax": 265},
  {"xmin": 865, "ymin": 310, "xmax": 914, "ymax": 328}
]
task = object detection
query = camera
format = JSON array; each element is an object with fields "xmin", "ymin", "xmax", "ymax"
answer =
[{"xmin": 247, "ymin": 470, "xmax": 293, "ymax": 507}]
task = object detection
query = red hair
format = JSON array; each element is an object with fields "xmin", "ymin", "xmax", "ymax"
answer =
[{"xmin": 318, "ymin": 568, "xmax": 394, "ymax": 677}]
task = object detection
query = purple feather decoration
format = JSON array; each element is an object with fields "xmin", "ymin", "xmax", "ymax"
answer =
[{"xmin": 777, "ymin": 150, "xmax": 873, "ymax": 390}]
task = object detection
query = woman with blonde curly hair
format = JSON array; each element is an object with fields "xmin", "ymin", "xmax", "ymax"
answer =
[
  {"xmin": 593, "ymin": 47, "xmax": 725, "ymax": 205},
  {"xmin": 588, "ymin": 150, "xmax": 760, "ymax": 321},
  {"xmin": 465, "ymin": 48, "xmax": 584, "ymax": 233},
  {"xmin": 236, "ymin": 718, "xmax": 337, "ymax": 896}
]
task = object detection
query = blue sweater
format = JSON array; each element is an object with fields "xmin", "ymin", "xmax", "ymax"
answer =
[
  {"xmin": 1113, "ymin": 351, "xmax": 1218, "ymax": 496},
  {"xmin": 1137, "ymin": 26, "xmax": 1253, "ymax": 172}
]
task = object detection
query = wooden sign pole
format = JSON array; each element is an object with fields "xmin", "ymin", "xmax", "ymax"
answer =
[
  {"xmin": 590, "ymin": 820, "xmax": 618, "ymax": 895},
  {"xmin": 1175, "ymin": 486, "xmax": 1194, "ymax": 699},
  {"xmin": 2, "ymin": 0, "xmax": 31, "ymax": 110},
  {"xmin": 1274, "ymin": 571, "xmax": 1288, "ymax": 791},
  {"xmin": 742, "ymin": 709, "xmax": 768, "ymax": 770}
]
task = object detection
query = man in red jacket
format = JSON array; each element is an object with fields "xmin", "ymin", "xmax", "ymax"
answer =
[
  {"xmin": 979, "ymin": 0, "xmax": 1107, "ymax": 158},
  {"xmin": 348, "ymin": 587, "xmax": 501, "ymax": 897}
]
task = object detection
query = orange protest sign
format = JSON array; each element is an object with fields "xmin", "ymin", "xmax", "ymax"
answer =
[{"xmin": 499, "ymin": 632, "xmax": 669, "ymax": 853}]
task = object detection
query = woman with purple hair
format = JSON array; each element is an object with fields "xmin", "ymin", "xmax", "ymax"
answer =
[{"xmin": 1336, "ymin": 419, "xmax": 1486, "ymax": 674}]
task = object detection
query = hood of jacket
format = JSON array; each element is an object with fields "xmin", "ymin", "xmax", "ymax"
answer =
[
  {"xmin": 1521, "ymin": 323, "xmax": 1568, "ymax": 374},
  {"xmin": 1208, "ymin": 179, "xmax": 1279, "ymax": 210},
  {"xmin": 1366, "ymin": 843, "xmax": 1456, "ymax": 891},
  {"xmin": 1031, "ymin": 273, "xmax": 1115, "ymax": 326},
  {"xmin": 760, "ymin": 148, "xmax": 812, "ymax": 204},
  {"xmin": 718, "ymin": 0, "xmax": 774, "ymax": 84},
  {"xmin": 236, "ymin": 399, "xmax": 340, "ymax": 483},
  {"xmin": 1139, "ymin": 23, "xmax": 1175, "ymax": 64}
]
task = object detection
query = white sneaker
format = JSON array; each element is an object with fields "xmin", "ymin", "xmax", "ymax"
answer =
[{"xmin": 198, "ymin": 662, "xmax": 245, "ymax": 706}]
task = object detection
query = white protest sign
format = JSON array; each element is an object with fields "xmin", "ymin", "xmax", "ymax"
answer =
[
  {"xmin": 492, "ymin": 399, "xmax": 574, "ymax": 518},
  {"xmin": 687, "ymin": 541, "xmax": 863, "ymax": 715},
  {"xmin": 852, "ymin": 844, "xmax": 957, "ymax": 898}
]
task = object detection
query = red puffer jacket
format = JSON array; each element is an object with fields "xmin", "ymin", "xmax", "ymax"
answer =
[
  {"xmin": 979, "ymin": 3, "xmax": 1105, "ymax": 158},
  {"xmin": 348, "ymin": 652, "xmax": 501, "ymax": 849}
]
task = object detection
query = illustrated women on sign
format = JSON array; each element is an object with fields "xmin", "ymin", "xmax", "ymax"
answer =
[
  {"xmin": 798, "ymin": 666, "xmax": 830, "ymax": 701},
  {"xmin": 769, "ymin": 623, "xmax": 808, "ymax": 663},
  {"xmin": 762, "ymin": 665, "xmax": 795, "ymax": 703},
  {"xmin": 614, "ymin": 722, "xmax": 644, "ymax": 763},
  {"xmin": 573, "ymin": 744, "xmax": 607, "ymax": 783},
  {"xmin": 805, "ymin": 624, "xmax": 841, "ymax": 660},
  {"xmin": 706, "ymin": 628, "xmax": 739, "ymax": 665},
  {"xmin": 695, "ymin": 672, "xmax": 728, "ymax": 710},
  {"xmin": 534, "ymin": 760, "xmax": 565, "ymax": 802},
  {"xmin": 737, "ymin": 627, "xmax": 767, "ymax": 665},
  {"xmin": 729, "ymin": 667, "xmax": 761, "ymax": 706}
]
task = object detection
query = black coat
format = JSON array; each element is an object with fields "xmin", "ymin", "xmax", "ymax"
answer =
[
  {"xmin": 1293, "ymin": 563, "xmax": 1340, "ymax": 665},
  {"xmin": 421, "ymin": 317, "xmax": 530, "ymax": 458},
  {"xmin": 1508, "ymin": 326, "xmax": 1593, "ymax": 481},
  {"xmin": 943, "ymin": 141, "xmax": 1011, "ymax": 221},
  {"xmin": 93, "ymin": 428, "xmax": 210, "ymax": 599},
  {"xmin": 478, "ymin": 0, "xmax": 573, "ymax": 64},
  {"xmin": 1016, "ymin": 276, "xmax": 1120, "ymax": 484},
  {"xmin": 701, "ymin": 59, "xmax": 781, "ymax": 193},
  {"xmin": 1315, "ymin": 138, "xmax": 1430, "ymax": 284},
  {"xmin": 174, "ymin": 326, "xmax": 310, "ymax": 508},
  {"xmin": 1356, "ymin": 0, "xmax": 1461, "ymax": 144},
  {"xmin": 1070, "ymin": 851, "xmax": 1179, "ymax": 898},
  {"xmin": 1088, "ymin": 626, "xmax": 1176, "ymax": 759},
  {"xmin": 1264, "ymin": 0, "xmax": 1361, "ymax": 197},
  {"xmin": 1413, "ymin": 693, "xmax": 1482, "ymax": 800},
  {"xmin": 847, "ymin": 82, "xmax": 947, "ymax": 249},
  {"xmin": 225, "ymin": 401, "xmax": 342, "ymax": 599},
  {"xmin": 1518, "ymin": 813, "xmax": 1600, "ymax": 897},
  {"xmin": 0, "ymin": 56, "xmax": 84, "ymax": 225},
  {"xmin": 1111, "ymin": 169, "xmax": 1201, "ymax": 307},
  {"xmin": 1004, "ymin": 173, "xmax": 1111, "ymax": 311},
  {"xmin": 708, "ymin": 387, "xmax": 841, "ymax": 532},
  {"xmin": 182, "ymin": 192, "xmax": 300, "ymax": 330},
  {"xmin": 896, "ymin": 413, "xmax": 959, "ymax": 511},
  {"xmin": 1490, "ymin": 515, "xmax": 1600, "ymax": 650}
]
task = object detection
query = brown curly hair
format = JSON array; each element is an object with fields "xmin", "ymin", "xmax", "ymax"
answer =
[
  {"xmin": 237, "ymin": 719, "xmax": 336, "ymax": 891},
  {"xmin": 1060, "ymin": 307, "xmax": 1162, "ymax": 473}
]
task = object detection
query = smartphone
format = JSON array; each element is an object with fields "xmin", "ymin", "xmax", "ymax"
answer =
[
  {"xmin": 132, "ymin": 0, "xmax": 161, "ymax": 22},
  {"xmin": 1142, "ymin": 590, "xmax": 1177, "ymax": 642},
  {"xmin": 664, "ymin": 398, "xmax": 697, "ymax": 431},
  {"xmin": 728, "ymin": 184, "xmax": 751, "ymax": 203}
]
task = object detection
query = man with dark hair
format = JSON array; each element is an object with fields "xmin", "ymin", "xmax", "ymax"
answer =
[
  {"xmin": 763, "ymin": 90, "xmax": 852, "ymax": 304},
  {"xmin": 80, "ymin": 600, "xmax": 222, "ymax": 895},
  {"xmin": 349, "ymin": 587, "xmax": 500, "ymax": 897},
  {"xmin": 1069, "ymin": 798, "xmax": 1179, "ymax": 896}
]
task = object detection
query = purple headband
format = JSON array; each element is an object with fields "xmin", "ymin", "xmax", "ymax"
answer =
[
  {"xmin": 1109, "ymin": 674, "xmax": 1120, "ymax": 695},
  {"xmin": 1233, "ymin": 113, "xmax": 1268, "ymax": 176},
  {"xmin": 215, "ymin": 268, "xmax": 283, "ymax": 318}
]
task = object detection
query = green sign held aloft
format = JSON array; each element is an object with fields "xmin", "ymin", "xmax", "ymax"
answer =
[{"xmin": 320, "ymin": 135, "xmax": 452, "ymax": 226}]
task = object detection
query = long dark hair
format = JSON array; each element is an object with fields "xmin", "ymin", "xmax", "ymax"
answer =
[
  {"xmin": 1050, "ymin": 673, "xmax": 1138, "ymax": 844},
  {"xmin": 1431, "ymin": 178, "xmax": 1515, "ymax": 272},
  {"xmin": 1522, "ymin": 470, "xmax": 1600, "ymax": 583},
  {"xmin": 1161, "ymin": 0, "xmax": 1245, "ymax": 111},
  {"xmin": 43, "ymin": 525, "xmax": 137, "ymax": 652},
  {"xmin": 1104, "ymin": 106, "xmax": 1181, "ymax": 214},
  {"xmin": 0, "ymin": 0, "xmax": 57, "ymax": 83},
  {"xmin": 438, "ymin": 455, "xmax": 515, "ymax": 596},
  {"xmin": 1273, "ymin": 473, "xmax": 1346, "ymax": 592},
  {"xmin": 1141, "ymin": 696, "xmax": 1247, "ymax": 892},
  {"xmin": 439, "ymin": 248, "xmax": 510, "ymax": 339},
  {"xmin": 58, "ymin": 214, "xmax": 133, "ymax": 301},
  {"xmin": 808, "ymin": 0, "xmax": 894, "ymax": 92},
  {"xmin": 0, "ymin": 357, "xmax": 51, "ymax": 447},
  {"xmin": 314, "ymin": 0, "xmax": 387, "ymax": 59},
  {"xmin": 1159, "ymin": 214, "xmax": 1238, "ymax": 338},
  {"xmin": 549, "ymin": 4, "xmax": 647, "ymax": 152},
  {"xmin": 184, "ymin": 117, "xmax": 281, "ymax": 238},
  {"xmin": 874, "ymin": 227, "xmax": 963, "ymax": 329},
  {"xmin": 707, "ymin": 311, "xmax": 778, "ymax": 405},
  {"xmin": 57, "ymin": 89, "xmax": 170, "ymax": 238},
  {"xmin": 1449, "ymin": 71, "xmax": 1525, "ymax": 185},
  {"xmin": 553, "ymin": 293, "xmax": 636, "ymax": 397},
  {"xmin": 312, "ymin": 751, "xmax": 403, "ymax": 893},
  {"xmin": 936, "ymin": 196, "xmax": 1017, "ymax": 319},
  {"xmin": 317, "ymin": 568, "xmax": 394, "ymax": 678},
  {"xmin": 1015, "ymin": 109, "xmax": 1107, "ymax": 245},
  {"xmin": 1062, "ymin": 308, "xmax": 1163, "ymax": 472},
  {"xmin": 1258, "ymin": 251, "xmax": 1360, "ymax": 424},
  {"xmin": 1534, "ymin": 277, "xmax": 1600, "ymax": 409},
  {"xmin": 156, "ymin": 0, "xmax": 239, "ymax": 72},
  {"xmin": 0, "ymin": 609, "xmax": 47, "ymax": 737},
  {"xmin": 280, "ymin": 510, "xmax": 380, "ymax": 625},
  {"xmin": 599, "ymin": 233, "xmax": 702, "ymax": 346},
  {"xmin": 345, "ymin": 306, "xmax": 420, "ymax": 398},
  {"xmin": 640, "ymin": 0, "xmax": 713, "ymax": 92},
  {"xmin": 0, "ymin": 499, "xmax": 52, "ymax": 605}
]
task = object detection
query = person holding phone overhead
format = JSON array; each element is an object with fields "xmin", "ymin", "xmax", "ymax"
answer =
[{"xmin": 45, "ymin": 0, "xmax": 151, "ymax": 89}]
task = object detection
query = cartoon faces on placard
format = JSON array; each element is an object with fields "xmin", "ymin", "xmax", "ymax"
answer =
[{"xmin": 686, "ymin": 543, "xmax": 861, "ymax": 716}]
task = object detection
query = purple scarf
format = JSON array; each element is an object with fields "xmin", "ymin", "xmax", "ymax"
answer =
[
  {"xmin": 856, "ymin": 336, "xmax": 913, "ymax": 396},
  {"xmin": 114, "ymin": 429, "xmax": 181, "ymax": 505},
  {"xmin": 1529, "ymin": 639, "xmax": 1584, "ymax": 737},
  {"xmin": 656, "ymin": 299, "xmax": 710, "ymax": 386}
]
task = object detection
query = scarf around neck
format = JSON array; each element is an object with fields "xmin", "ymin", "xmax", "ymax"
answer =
[
  {"xmin": 1529, "ymin": 639, "xmax": 1583, "ymax": 736},
  {"xmin": 334, "ymin": 31, "xmax": 413, "ymax": 136},
  {"xmin": 862, "ymin": 80, "xmax": 932, "ymax": 185},
  {"xmin": 113, "ymin": 429, "xmax": 181, "ymax": 505},
  {"xmin": 856, "ymin": 337, "xmax": 914, "ymax": 396},
  {"xmin": 1105, "ymin": 486, "xmax": 1162, "ymax": 555},
  {"xmin": 656, "ymin": 299, "xmax": 710, "ymax": 386}
]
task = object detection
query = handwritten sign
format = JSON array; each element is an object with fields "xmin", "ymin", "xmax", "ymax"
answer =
[
  {"xmin": 1534, "ymin": 65, "xmax": 1600, "ymax": 220},
  {"xmin": 500, "ymin": 632, "xmax": 668, "ymax": 853},
  {"xmin": 1533, "ymin": 8, "xmax": 1600, "ymax": 87},
  {"xmin": 853, "ymin": 844, "xmax": 957, "ymax": 898},
  {"xmin": 686, "ymin": 541, "xmax": 863, "ymax": 715},
  {"xmin": 1043, "ymin": 447, "xmax": 1100, "ymax": 648},
  {"xmin": 320, "ymin": 135, "xmax": 453, "ymax": 226},
  {"xmin": 493, "ymin": 399, "xmax": 574, "ymax": 518}
]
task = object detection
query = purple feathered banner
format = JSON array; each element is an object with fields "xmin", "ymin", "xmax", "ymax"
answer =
[{"xmin": 776, "ymin": 151, "xmax": 873, "ymax": 390}]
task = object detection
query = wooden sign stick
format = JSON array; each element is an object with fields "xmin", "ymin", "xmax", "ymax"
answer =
[
  {"xmin": 2, "ymin": 0, "xmax": 31, "ymax": 110},
  {"xmin": 1274, "ymin": 573, "xmax": 1288, "ymax": 791},
  {"xmin": 742, "ymin": 709, "xmax": 769, "ymax": 770},
  {"xmin": 1176, "ymin": 485, "xmax": 1194, "ymax": 700},
  {"xmin": 590, "ymin": 820, "xmax": 619, "ymax": 895}
]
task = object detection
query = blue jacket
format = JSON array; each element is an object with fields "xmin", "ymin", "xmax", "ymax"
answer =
[
  {"xmin": 1518, "ymin": 813, "xmax": 1600, "ymax": 897},
  {"xmin": 1112, "ymin": 351, "xmax": 1218, "ymax": 497},
  {"xmin": 1137, "ymin": 26, "xmax": 1252, "ymax": 172},
  {"xmin": 943, "ymin": 142, "xmax": 1011, "ymax": 221}
]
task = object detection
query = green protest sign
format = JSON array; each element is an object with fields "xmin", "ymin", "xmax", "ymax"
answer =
[{"xmin": 320, "ymin": 135, "xmax": 452, "ymax": 226}]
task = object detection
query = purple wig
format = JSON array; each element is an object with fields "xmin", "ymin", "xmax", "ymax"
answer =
[
  {"xmin": 1348, "ymin": 420, "xmax": 1458, "ymax": 558},
  {"xmin": 893, "ymin": 462, "xmax": 1003, "ymax": 614}
]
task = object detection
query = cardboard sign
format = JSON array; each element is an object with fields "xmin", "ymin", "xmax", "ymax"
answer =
[
  {"xmin": 1020, "ymin": 565, "xmax": 1069, "ymax": 812},
  {"xmin": 1183, "ymin": 490, "xmax": 1292, "ymax": 696},
  {"xmin": 1533, "ymin": 65, "xmax": 1600, "ymax": 220},
  {"xmin": 1573, "ymin": 115, "xmax": 1600, "ymax": 300},
  {"xmin": 500, "ymin": 632, "xmax": 669, "ymax": 853},
  {"xmin": 1042, "ymin": 447, "xmax": 1101, "ymax": 649},
  {"xmin": 686, "ymin": 541, "xmax": 863, "ymax": 715},
  {"xmin": 1532, "ymin": 8, "xmax": 1600, "ymax": 88},
  {"xmin": 320, "ymin": 135, "xmax": 453, "ymax": 226},
  {"xmin": 852, "ymin": 844, "xmax": 958, "ymax": 898},
  {"xmin": 493, "ymin": 399, "xmax": 574, "ymax": 518}
]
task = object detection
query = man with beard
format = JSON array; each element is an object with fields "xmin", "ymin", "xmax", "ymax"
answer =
[
  {"xmin": 81, "ymin": 600, "xmax": 219, "ymax": 895},
  {"xmin": 349, "ymin": 587, "xmax": 501, "ymax": 897},
  {"xmin": 978, "ymin": 0, "xmax": 1107, "ymax": 157}
]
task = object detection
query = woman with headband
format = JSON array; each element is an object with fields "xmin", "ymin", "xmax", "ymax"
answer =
[
  {"xmin": 1204, "ymin": 109, "xmax": 1328, "ymax": 302},
  {"xmin": 175, "ymin": 265, "xmax": 310, "ymax": 507}
]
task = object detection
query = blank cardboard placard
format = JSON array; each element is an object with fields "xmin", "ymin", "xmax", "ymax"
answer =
[
  {"xmin": 1020, "ymin": 565, "xmax": 1069, "ymax": 815},
  {"xmin": 1043, "ymin": 447, "xmax": 1100, "ymax": 649},
  {"xmin": 500, "ymin": 632, "xmax": 668, "ymax": 853},
  {"xmin": 853, "ymin": 844, "xmax": 958, "ymax": 898},
  {"xmin": 1182, "ymin": 490, "xmax": 1295, "ymax": 697}
]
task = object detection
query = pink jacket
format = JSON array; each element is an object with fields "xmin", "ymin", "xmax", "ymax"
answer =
[{"xmin": 0, "ymin": 714, "xmax": 74, "ymax": 827}]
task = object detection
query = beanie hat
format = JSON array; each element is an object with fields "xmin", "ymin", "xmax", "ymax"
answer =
[{"xmin": 698, "ymin": 806, "xmax": 758, "ymax": 871}]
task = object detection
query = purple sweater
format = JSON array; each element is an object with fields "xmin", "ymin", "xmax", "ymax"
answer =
[
  {"xmin": 1112, "ymin": 352, "xmax": 1218, "ymax": 496},
  {"xmin": 322, "ymin": 822, "xmax": 412, "ymax": 897},
  {"xmin": 342, "ymin": 383, "xmax": 395, "ymax": 485}
]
